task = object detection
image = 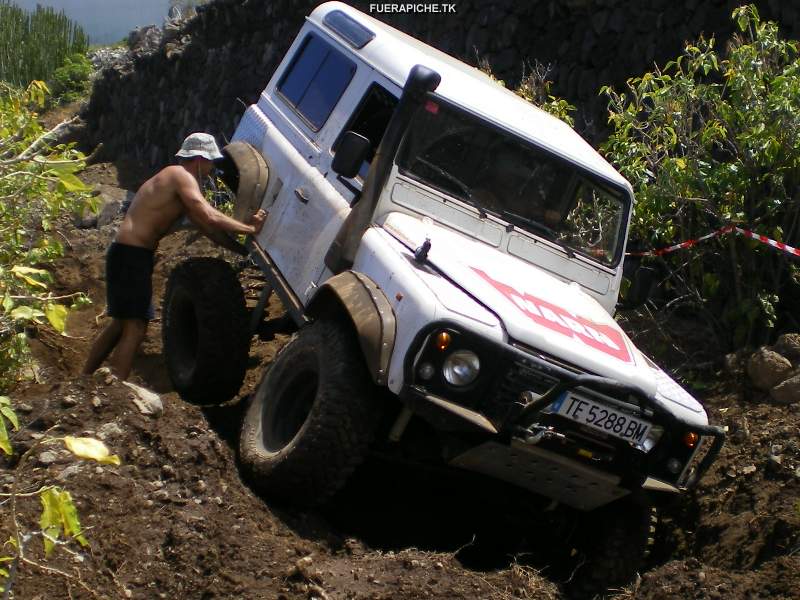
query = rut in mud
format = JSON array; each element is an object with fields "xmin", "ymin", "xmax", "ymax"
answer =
[{"xmin": 1, "ymin": 159, "xmax": 798, "ymax": 600}]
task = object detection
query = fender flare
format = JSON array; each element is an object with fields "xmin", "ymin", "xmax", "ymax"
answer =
[
  {"xmin": 307, "ymin": 271, "xmax": 396, "ymax": 386},
  {"xmin": 220, "ymin": 141, "xmax": 270, "ymax": 222}
]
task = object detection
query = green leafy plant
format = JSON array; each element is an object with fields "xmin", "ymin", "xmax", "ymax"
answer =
[
  {"xmin": 50, "ymin": 52, "xmax": 93, "ymax": 104},
  {"xmin": 0, "ymin": 80, "xmax": 96, "ymax": 389},
  {"xmin": 477, "ymin": 56, "xmax": 576, "ymax": 126},
  {"xmin": 601, "ymin": 5, "xmax": 800, "ymax": 348}
]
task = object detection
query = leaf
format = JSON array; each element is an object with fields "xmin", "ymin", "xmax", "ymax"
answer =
[
  {"xmin": 38, "ymin": 488, "xmax": 88, "ymax": 557},
  {"xmin": 0, "ymin": 405, "xmax": 18, "ymax": 431},
  {"xmin": 0, "ymin": 416, "xmax": 11, "ymax": 456},
  {"xmin": 10, "ymin": 306, "xmax": 45, "ymax": 322},
  {"xmin": 39, "ymin": 488, "xmax": 60, "ymax": 556},
  {"xmin": 1, "ymin": 295, "xmax": 13, "ymax": 313},
  {"xmin": 10, "ymin": 265, "xmax": 50, "ymax": 289},
  {"xmin": 63, "ymin": 436, "xmax": 121, "ymax": 466},
  {"xmin": 44, "ymin": 303, "xmax": 68, "ymax": 334},
  {"xmin": 56, "ymin": 173, "xmax": 89, "ymax": 193}
]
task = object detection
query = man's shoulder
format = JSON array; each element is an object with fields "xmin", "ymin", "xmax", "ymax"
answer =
[{"xmin": 158, "ymin": 164, "xmax": 190, "ymax": 181}]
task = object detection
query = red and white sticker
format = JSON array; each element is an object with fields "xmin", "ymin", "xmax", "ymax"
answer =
[{"xmin": 473, "ymin": 268, "xmax": 633, "ymax": 363}]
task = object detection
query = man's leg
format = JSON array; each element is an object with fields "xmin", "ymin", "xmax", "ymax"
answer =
[
  {"xmin": 108, "ymin": 319, "xmax": 148, "ymax": 380},
  {"xmin": 82, "ymin": 319, "xmax": 123, "ymax": 375}
]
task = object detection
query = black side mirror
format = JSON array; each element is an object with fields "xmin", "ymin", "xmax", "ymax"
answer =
[
  {"xmin": 618, "ymin": 265, "xmax": 657, "ymax": 310},
  {"xmin": 332, "ymin": 131, "xmax": 371, "ymax": 178}
]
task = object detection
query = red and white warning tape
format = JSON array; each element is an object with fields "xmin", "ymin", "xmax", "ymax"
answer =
[{"xmin": 628, "ymin": 224, "xmax": 800, "ymax": 258}]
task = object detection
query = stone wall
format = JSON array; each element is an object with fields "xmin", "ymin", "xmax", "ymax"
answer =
[{"xmin": 82, "ymin": 0, "xmax": 800, "ymax": 166}]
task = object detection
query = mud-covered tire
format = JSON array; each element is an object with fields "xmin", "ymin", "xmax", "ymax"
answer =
[
  {"xmin": 162, "ymin": 257, "xmax": 249, "ymax": 404},
  {"xmin": 568, "ymin": 500, "xmax": 657, "ymax": 598},
  {"xmin": 239, "ymin": 318, "xmax": 381, "ymax": 505}
]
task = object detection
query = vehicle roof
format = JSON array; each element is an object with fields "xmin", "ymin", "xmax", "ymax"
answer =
[{"xmin": 308, "ymin": 2, "xmax": 631, "ymax": 191}]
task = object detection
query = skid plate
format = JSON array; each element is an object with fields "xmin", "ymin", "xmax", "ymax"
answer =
[{"xmin": 450, "ymin": 440, "xmax": 629, "ymax": 510}]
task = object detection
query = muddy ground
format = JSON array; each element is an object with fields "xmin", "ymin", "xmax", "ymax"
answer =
[{"xmin": 1, "ymin": 158, "xmax": 799, "ymax": 600}]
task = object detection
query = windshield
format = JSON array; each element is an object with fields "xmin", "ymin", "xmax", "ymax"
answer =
[{"xmin": 396, "ymin": 99, "xmax": 629, "ymax": 266}]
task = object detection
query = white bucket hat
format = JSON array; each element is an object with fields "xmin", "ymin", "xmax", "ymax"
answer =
[{"xmin": 175, "ymin": 132, "xmax": 223, "ymax": 161}]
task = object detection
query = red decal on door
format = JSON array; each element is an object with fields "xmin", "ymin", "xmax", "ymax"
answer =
[{"xmin": 473, "ymin": 268, "xmax": 633, "ymax": 363}]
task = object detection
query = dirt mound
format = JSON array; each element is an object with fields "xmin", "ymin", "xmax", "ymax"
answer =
[{"xmin": 2, "ymin": 160, "xmax": 798, "ymax": 599}]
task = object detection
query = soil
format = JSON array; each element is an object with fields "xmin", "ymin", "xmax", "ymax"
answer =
[{"xmin": 1, "ymin": 158, "xmax": 798, "ymax": 600}]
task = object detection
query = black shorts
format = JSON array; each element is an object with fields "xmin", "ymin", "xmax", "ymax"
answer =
[{"xmin": 106, "ymin": 242, "xmax": 155, "ymax": 321}]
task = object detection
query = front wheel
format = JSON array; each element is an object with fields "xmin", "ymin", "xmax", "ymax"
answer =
[
  {"xmin": 568, "ymin": 500, "xmax": 657, "ymax": 597},
  {"xmin": 239, "ymin": 318, "xmax": 381, "ymax": 505}
]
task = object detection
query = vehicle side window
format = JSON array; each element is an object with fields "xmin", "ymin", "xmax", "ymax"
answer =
[
  {"xmin": 277, "ymin": 33, "xmax": 357, "ymax": 131},
  {"xmin": 333, "ymin": 84, "xmax": 398, "ymax": 179}
]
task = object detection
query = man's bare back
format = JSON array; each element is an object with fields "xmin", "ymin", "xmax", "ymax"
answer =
[{"xmin": 116, "ymin": 165, "xmax": 189, "ymax": 249}]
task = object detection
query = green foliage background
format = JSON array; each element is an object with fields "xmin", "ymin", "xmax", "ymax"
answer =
[
  {"xmin": 601, "ymin": 5, "xmax": 800, "ymax": 348},
  {"xmin": 0, "ymin": 0, "xmax": 88, "ymax": 87},
  {"xmin": 0, "ymin": 80, "xmax": 95, "ymax": 390}
]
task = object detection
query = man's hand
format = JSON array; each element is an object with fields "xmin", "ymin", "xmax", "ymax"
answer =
[{"xmin": 249, "ymin": 209, "xmax": 267, "ymax": 234}]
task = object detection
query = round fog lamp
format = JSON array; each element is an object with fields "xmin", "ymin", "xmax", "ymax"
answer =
[
  {"xmin": 442, "ymin": 350, "xmax": 480, "ymax": 386},
  {"xmin": 418, "ymin": 362, "xmax": 435, "ymax": 380},
  {"xmin": 666, "ymin": 458, "xmax": 682, "ymax": 474}
]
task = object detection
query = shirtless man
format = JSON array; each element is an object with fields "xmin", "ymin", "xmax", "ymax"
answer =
[{"xmin": 83, "ymin": 133, "xmax": 266, "ymax": 380}]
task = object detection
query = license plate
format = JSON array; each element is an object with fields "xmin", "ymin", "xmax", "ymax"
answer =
[{"xmin": 551, "ymin": 393, "xmax": 651, "ymax": 444}]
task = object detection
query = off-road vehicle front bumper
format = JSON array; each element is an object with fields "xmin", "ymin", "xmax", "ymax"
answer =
[{"xmin": 401, "ymin": 323, "xmax": 726, "ymax": 510}]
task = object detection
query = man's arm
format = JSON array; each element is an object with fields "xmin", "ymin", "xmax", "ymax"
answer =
[
  {"xmin": 175, "ymin": 170, "xmax": 264, "ymax": 235},
  {"xmin": 197, "ymin": 227, "xmax": 249, "ymax": 255}
]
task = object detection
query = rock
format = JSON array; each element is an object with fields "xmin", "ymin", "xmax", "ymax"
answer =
[
  {"xmin": 93, "ymin": 367, "xmax": 117, "ymax": 386},
  {"xmin": 746, "ymin": 348, "xmax": 792, "ymax": 390},
  {"xmin": 74, "ymin": 210, "xmax": 98, "ymax": 229},
  {"xmin": 741, "ymin": 465, "xmax": 757, "ymax": 475},
  {"xmin": 97, "ymin": 422, "xmax": 124, "ymax": 440},
  {"xmin": 289, "ymin": 556, "xmax": 314, "ymax": 580},
  {"xmin": 770, "ymin": 373, "xmax": 800, "ymax": 405},
  {"xmin": 96, "ymin": 198, "xmax": 122, "ymax": 228},
  {"xmin": 723, "ymin": 351, "xmax": 747, "ymax": 376},
  {"xmin": 434, "ymin": 561, "xmax": 444, "ymax": 570},
  {"xmin": 122, "ymin": 381, "xmax": 163, "ymax": 416},
  {"xmin": 38, "ymin": 451, "xmax": 59, "ymax": 465},
  {"xmin": 57, "ymin": 464, "xmax": 83, "ymax": 480},
  {"xmin": 61, "ymin": 395, "xmax": 78, "ymax": 407},
  {"xmin": 16, "ymin": 403, "xmax": 33, "ymax": 413},
  {"xmin": 91, "ymin": 395, "xmax": 103, "ymax": 408},
  {"xmin": 161, "ymin": 464, "xmax": 177, "ymax": 479},
  {"xmin": 767, "ymin": 455, "xmax": 783, "ymax": 473},
  {"xmin": 774, "ymin": 333, "xmax": 800, "ymax": 362}
]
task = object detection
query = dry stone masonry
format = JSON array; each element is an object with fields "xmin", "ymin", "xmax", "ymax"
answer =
[{"xmin": 82, "ymin": 0, "xmax": 800, "ymax": 166}]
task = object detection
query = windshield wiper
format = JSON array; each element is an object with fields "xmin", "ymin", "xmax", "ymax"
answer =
[
  {"xmin": 499, "ymin": 210, "xmax": 576, "ymax": 258},
  {"xmin": 500, "ymin": 210, "xmax": 555, "ymax": 238}
]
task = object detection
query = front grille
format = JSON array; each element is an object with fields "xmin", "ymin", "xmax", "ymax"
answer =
[{"xmin": 480, "ymin": 358, "xmax": 559, "ymax": 425}]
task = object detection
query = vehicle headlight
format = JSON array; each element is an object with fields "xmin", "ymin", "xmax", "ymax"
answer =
[{"xmin": 442, "ymin": 350, "xmax": 480, "ymax": 386}]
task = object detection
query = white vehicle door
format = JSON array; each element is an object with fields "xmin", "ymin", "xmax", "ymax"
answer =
[{"xmin": 255, "ymin": 30, "xmax": 363, "ymax": 301}]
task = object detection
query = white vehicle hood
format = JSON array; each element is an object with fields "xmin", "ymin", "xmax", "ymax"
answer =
[{"xmin": 382, "ymin": 212, "xmax": 707, "ymax": 422}]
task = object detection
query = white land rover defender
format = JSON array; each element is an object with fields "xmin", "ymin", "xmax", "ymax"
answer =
[{"xmin": 162, "ymin": 2, "xmax": 725, "ymax": 591}]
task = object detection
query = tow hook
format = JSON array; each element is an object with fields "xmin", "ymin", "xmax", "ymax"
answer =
[{"xmin": 515, "ymin": 424, "xmax": 566, "ymax": 446}]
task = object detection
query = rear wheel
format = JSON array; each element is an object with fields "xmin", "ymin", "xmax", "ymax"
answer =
[
  {"xmin": 162, "ymin": 257, "xmax": 249, "ymax": 404},
  {"xmin": 239, "ymin": 318, "xmax": 381, "ymax": 505}
]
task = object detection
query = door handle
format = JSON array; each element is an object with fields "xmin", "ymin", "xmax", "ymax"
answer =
[{"xmin": 294, "ymin": 187, "xmax": 309, "ymax": 204}]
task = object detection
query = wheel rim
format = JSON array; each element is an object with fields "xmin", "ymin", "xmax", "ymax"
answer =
[
  {"xmin": 169, "ymin": 290, "xmax": 199, "ymax": 382},
  {"xmin": 262, "ymin": 370, "xmax": 318, "ymax": 451}
]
